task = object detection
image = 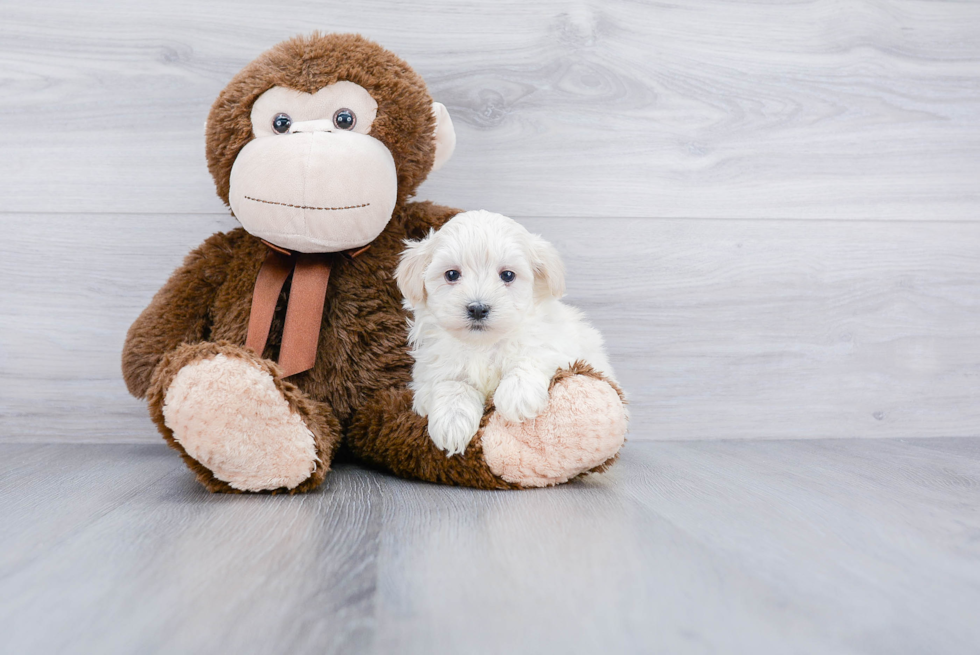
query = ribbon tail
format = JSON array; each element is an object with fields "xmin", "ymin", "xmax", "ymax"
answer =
[
  {"xmin": 246, "ymin": 249, "xmax": 295, "ymax": 358},
  {"xmin": 278, "ymin": 253, "xmax": 333, "ymax": 377}
]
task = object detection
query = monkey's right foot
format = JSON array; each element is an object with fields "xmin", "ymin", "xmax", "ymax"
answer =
[
  {"xmin": 481, "ymin": 366, "xmax": 627, "ymax": 488},
  {"xmin": 160, "ymin": 350, "xmax": 319, "ymax": 492}
]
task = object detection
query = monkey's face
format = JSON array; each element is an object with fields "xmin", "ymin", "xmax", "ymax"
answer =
[
  {"xmin": 206, "ymin": 34, "xmax": 456, "ymax": 254},
  {"xmin": 229, "ymin": 82, "xmax": 399, "ymax": 253}
]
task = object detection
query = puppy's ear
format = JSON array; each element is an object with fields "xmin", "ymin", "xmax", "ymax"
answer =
[
  {"xmin": 529, "ymin": 233, "xmax": 566, "ymax": 299},
  {"xmin": 396, "ymin": 231, "xmax": 436, "ymax": 307}
]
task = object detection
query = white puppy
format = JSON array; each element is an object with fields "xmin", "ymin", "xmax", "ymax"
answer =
[{"xmin": 395, "ymin": 210, "xmax": 615, "ymax": 456}]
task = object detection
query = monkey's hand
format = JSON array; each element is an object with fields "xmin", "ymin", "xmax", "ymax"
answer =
[{"xmin": 480, "ymin": 364, "xmax": 627, "ymax": 487}]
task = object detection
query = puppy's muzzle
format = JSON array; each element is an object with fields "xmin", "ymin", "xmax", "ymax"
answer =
[{"xmin": 466, "ymin": 302, "xmax": 491, "ymax": 321}]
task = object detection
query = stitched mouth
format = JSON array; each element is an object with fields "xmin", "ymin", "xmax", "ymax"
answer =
[{"xmin": 244, "ymin": 196, "xmax": 370, "ymax": 211}]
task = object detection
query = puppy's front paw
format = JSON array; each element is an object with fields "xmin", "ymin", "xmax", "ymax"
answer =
[
  {"xmin": 427, "ymin": 401, "xmax": 483, "ymax": 456},
  {"xmin": 493, "ymin": 372, "xmax": 551, "ymax": 423}
]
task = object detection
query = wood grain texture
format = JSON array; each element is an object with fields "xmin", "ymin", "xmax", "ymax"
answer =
[
  {"xmin": 0, "ymin": 0, "xmax": 978, "ymax": 218},
  {"xmin": 1, "ymin": 1, "xmax": 977, "ymax": 444},
  {"xmin": 1, "ymin": 213, "xmax": 978, "ymax": 442},
  {"xmin": 1, "ymin": 440, "xmax": 979, "ymax": 654}
]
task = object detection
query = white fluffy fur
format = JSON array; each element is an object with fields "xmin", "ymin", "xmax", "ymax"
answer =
[{"xmin": 395, "ymin": 210, "xmax": 616, "ymax": 456}]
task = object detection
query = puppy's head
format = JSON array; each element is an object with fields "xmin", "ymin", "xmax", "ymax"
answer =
[{"xmin": 395, "ymin": 210, "xmax": 565, "ymax": 342}]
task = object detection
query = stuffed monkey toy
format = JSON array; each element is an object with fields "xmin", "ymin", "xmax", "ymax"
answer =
[{"xmin": 122, "ymin": 33, "xmax": 627, "ymax": 493}]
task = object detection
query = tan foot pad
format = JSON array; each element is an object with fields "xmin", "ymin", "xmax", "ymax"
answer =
[
  {"xmin": 162, "ymin": 354, "xmax": 318, "ymax": 491},
  {"xmin": 482, "ymin": 375, "xmax": 627, "ymax": 487}
]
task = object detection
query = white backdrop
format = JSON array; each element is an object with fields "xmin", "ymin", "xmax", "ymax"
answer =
[{"xmin": 1, "ymin": 0, "xmax": 978, "ymax": 441}]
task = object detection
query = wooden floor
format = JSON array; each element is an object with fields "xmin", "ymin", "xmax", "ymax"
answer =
[{"xmin": 2, "ymin": 439, "xmax": 978, "ymax": 654}]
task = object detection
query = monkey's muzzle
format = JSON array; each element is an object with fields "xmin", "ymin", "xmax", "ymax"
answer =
[{"xmin": 228, "ymin": 129, "xmax": 398, "ymax": 253}]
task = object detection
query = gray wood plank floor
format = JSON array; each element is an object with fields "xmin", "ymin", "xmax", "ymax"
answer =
[{"xmin": 2, "ymin": 440, "xmax": 978, "ymax": 655}]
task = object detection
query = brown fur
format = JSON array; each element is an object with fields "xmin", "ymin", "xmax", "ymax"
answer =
[{"xmin": 122, "ymin": 33, "xmax": 624, "ymax": 493}]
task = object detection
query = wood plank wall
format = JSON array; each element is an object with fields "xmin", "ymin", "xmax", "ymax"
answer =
[{"xmin": 1, "ymin": 0, "xmax": 978, "ymax": 442}]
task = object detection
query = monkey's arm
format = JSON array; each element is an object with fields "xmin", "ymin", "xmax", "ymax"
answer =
[
  {"xmin": 347, "ymin": 364, "xmax": 627, "ymax": 489},
  {"xmin": 346, "ymin": 386, "xmax": 519, "ymax": 490},
  {"xmin": 122, "ymin": 231, "xmax": 237, "ymax": 399}
]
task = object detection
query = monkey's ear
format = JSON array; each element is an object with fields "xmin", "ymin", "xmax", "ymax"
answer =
[
  {"xmin": 430, "ymin": 102, "xmax": 456, "ymax": 172},
  {"xmin": 529, "ymin": 233, "xmax": 567, "ymax": 300},
  {"xmin": 395, "ymin": 231, "xmax": 437, "ymax": 307}
]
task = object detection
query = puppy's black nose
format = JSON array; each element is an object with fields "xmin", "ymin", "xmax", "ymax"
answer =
[{"xmin": 467, "ymin": 302, "xmax": 491, "ymax": 321}]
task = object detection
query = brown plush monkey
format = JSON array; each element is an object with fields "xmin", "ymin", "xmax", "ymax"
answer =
[{"xmin": 122, "ymin": 33, "xmax": 627, "ymax": 493}]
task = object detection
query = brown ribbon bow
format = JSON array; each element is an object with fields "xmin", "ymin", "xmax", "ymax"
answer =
[{"xmin": 245, "ymin": 241, "xmax": 369, "ymax": 378}]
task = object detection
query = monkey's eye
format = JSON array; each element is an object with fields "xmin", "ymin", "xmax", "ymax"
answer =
[
  {"xmin": 333, "ymin": 108, "xmax": 356, "ymax": 130},
  {"xmin": 499, "ymin": 270, "xmax": 516, "ymax": 283},
  {"xmin": 272, "ymin": 113, "xmax": 292, "ymax": 134},
  {"xmin": 445, "ymin": 270, "xmax": 461, "ymax": 283}
]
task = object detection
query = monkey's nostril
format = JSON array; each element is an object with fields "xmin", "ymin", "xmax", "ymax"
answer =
[{"xmin": 466, "ymin": 302, "xmax": 491, "ymax": 321}]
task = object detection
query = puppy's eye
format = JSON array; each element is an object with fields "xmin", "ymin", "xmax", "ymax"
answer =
[
  {"xmin": 445, "ymin": 270, "xmax": 461, "ymax": 282},
  {"xmin": 333, "ymin": 108, "xmax": 356, "ymax": 130},
  {"xmin": 272, "ymin": 113, "xmax": 292, "ymax": 134},
  {"xmin": 499, "ymin": 270, "xmax": 516, "ymax": 283}
]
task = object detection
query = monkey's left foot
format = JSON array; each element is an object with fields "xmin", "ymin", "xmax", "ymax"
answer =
[
  {"xmin": 162, "ymin": 350, "xmax": 319, "ymax": 492},
  {"xmin": 480, "ymin": 367, "xmax": 627, "ymax": 487}
]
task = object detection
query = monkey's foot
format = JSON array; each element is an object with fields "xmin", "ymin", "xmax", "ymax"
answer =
[
  {"xmin": 162, "ymin": 352, "xmax": 318, "ymax": 492},
  {"xmin": 481, "ymin": 369, "xmax": 627, "ymax": 487}
]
